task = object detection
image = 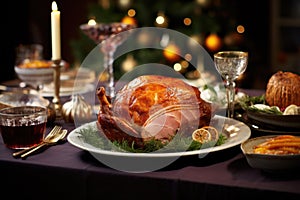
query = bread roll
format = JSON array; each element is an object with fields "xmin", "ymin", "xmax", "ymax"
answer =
[{"xmin": 265, "ymin": 71, "xmax": 300, "ymax": 109}]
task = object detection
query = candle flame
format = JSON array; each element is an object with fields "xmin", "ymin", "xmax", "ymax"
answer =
[
  {"xmin": 88, "ymin": 19, "xmax": 97, "ymax": 26},
  {"xmin": 52, "ymin": 1, "xmax": 58, "ymax": 11}
]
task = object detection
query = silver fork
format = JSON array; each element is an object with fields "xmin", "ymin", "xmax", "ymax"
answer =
[{"xmin": 12, "ymin": 125, "xmax": 62, "ymax": 158}]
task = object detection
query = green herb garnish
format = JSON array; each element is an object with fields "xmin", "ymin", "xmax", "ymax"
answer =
[
  {"xmin": 247, "ymin": 105, "xmax": 283, "ymax": 115},
  {"xmin": 237, "ymin": 94, "xmax": 266, "ymax": 110},
  {"xmin": 77, "ymin": 125, "xmax": 227, "ymax": 153}
]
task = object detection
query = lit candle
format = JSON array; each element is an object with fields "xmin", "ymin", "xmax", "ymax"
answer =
[
  {"xmin": 88, "ymin": 18, "xmax": 97, "ymax": 26},
  {"xmin": 51, "ymin": 1, "xmax": 61, "ymax": 60}
]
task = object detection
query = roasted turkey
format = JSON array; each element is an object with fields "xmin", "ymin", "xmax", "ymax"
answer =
[{"xmin": 96, "ymin": 75, "xmax": 214, "ymax": 148}]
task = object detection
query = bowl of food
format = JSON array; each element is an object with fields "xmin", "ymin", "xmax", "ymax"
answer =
[
  {"xmin": 14, "ymin": 59, "xmax": 54, "ymax": 89},
  {"xmin": 241, "ymin": 135, "xmax": 300, "ymax": 172}
]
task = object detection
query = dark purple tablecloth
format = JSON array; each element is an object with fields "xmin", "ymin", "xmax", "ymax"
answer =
[
  {"xmin": 0, "ymin": 88, "xmax": 300, "ymax": 200},
  {"xmin": 1, "ymin": 120, "xmax": 300, "ymax": 200}
]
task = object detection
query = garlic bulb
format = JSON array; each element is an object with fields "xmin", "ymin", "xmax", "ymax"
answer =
[{"xmin": 62, "ymin": 94, "xmax": 93, "ymax": 125}]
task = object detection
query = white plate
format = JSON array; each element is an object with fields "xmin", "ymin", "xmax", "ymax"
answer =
[
  {"xmin": 40, "ymin": 68, "xmax": 96, "ymax": 97},
  {"xmin": 40, "ymin": 83, "xmax": 95, "ymax": 97},
  {"xmin": 67, "ymin": 115, "xmax": 251, "ymax": 158},
  {"xmin": 0, "ymin": 93, "xmax": 49, "ymax": 109}
]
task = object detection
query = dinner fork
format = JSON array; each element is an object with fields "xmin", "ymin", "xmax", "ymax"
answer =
[
  {"xmin": 20, "ymin": 128, "xmax": 68, "ymax": 158},
  {"xmin": 12, "ymin": 125, "xmax": 62, "ymax": 158}
]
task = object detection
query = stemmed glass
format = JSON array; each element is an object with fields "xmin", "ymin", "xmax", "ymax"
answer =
[
  {"xmin": 214, "ymin": 51, "xmax": 248, "ymax": 118},
  {"xmin": 80, "ymin": 21, "xmax": 135, "ymax": 98}
]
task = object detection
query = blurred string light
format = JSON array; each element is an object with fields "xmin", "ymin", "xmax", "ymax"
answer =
[
  {"xmin": 173, "ymin": 63, "xmax": 182, "ymax": 72},
  {"xmin": 120, "ymin": 0, "xmax": 244, "ymax": 65},
  {"xmin": 121, "ymin": 15, "xmax": 137, "ymax": 25},
  {"xmin": 204, "ymin": 33, "xmax": 222, "ymax": 52},
  {"xmin": 184, "ymin": 54, "xmax": 192, "ymax": 62},
  {"xmin": 163, "ymin": 43, "xmax": 181, "ymax": 62},
  {"xmin": 183, "ymin": 17, "xmax": 192, "ymax": 26},
  {"xmin": 180, "ymin": 60, "xmax": 189, "ymax": 68},
  {"xmin": 118, "ymin": 0, "xmax": 131, "ymax": 8},
  {"xmin": 156, "ymin": 16, "xmax": 164, "ymax": 24},
  {"xmin": 121, "ymin": 8, "xmax": 137, "ymax": 25},
  {"xmin": 127, "ymin": 8, "xmax": 136, "ymax": 17},
  {"xmin": 236, "ymin": 25, "xmax": 245, "ymax": 33},
  {"xmin": 122, "ymin": 54, "xmax": 137, "ymax": 72},
  {"xmin": 224, "ymin": 24, "xmax": 245, "ymax": 46},
  {"xmin": 173, "ymin": 60, "xmax": 189, "ymax": 73},
  {"xmin": 73, "ymin": 0, "xmax": 248, "ymax": 81},
  {"xmin": 87, "ymin": 18, "xmax": 97, "ymax": 25},
  {"xmin": 155, "ymin": 12, "xmax": 168, "ymax": 27}
]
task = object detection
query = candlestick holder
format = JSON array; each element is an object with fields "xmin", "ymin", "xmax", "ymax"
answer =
[{"xmin": 51, "ymin": 59, "xmax": 62, "ymax": 118}]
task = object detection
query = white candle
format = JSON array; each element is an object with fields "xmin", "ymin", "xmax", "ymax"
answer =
[
  {"xmin": 88, "ymin": 19, "xmax": 97, "ymax": 26},
  {"xmin": 51, "ymin": 1, "xmax": 61, "ymax": 60}
]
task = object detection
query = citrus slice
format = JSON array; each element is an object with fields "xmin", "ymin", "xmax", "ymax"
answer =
[
  {"xmin": 283, "ymin": 104, "xmax": 300, "ymax": 115},
  {"xmin": 192, "ymin": 126, "xmax": 219, "ymax": 143}
]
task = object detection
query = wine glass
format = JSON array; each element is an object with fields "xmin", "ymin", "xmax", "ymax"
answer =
[
  {"xmin": 213, "ymin": 51, "xmax": 248, "ymax": 118},
  {"xmin": 80, "ymin": 22, "xmax": 135, "ymax": 98}
]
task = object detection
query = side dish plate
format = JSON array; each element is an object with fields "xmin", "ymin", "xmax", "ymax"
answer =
[
  {"xmin": 246, "ymin": 110, "xmax": 300, "ymax": 130},
  {"xmin": 241, "ymin": 135, "xmax": 300, "ymax": 172}
]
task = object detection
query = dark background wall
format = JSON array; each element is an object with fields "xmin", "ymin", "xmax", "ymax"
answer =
[
  {"xmin": 0, "ymin": 0, "xmax": 95, "ymax": 82},
  {"xmin": 0, "ymin": 0, "xmax": 270, "ymax": 89}
]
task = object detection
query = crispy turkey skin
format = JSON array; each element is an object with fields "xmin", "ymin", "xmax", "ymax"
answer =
[{"xmin": 97, "ymin": 75, "xmax": 214, "ymax": 148}]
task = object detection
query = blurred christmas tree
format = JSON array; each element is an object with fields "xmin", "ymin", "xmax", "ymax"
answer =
[{"xmin": 70, "ymin": 0, "xmax": 246, "ymax": 80}]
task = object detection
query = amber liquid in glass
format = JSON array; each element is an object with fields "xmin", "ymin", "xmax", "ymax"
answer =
[{"xmin": 0, "ymin": 122, "xmax": 46, "ymax": 149}]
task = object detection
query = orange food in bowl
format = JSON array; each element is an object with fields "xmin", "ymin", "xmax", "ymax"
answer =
[
  {"xmin": 17, "ymin": 59, "xmax": 52, "ymax": 69},
  {"xmin": 253, "ymin": 135, "xmax": 300, "ymax": 155}
]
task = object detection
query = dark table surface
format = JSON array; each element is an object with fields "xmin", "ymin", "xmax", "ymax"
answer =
[{"xmin": 1, "ymin": 88, "xmax": 300, "ymax": 200}]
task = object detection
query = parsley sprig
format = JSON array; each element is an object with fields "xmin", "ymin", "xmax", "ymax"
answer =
[
  {"xmin": 237, "ymin": 94, "xmax": 283, "ymax": 115},
  {"xmin": 237, "ymin": 94, "xmax": 266, "ymax": 110},
  {"xmin": 77, "ymin": 125, "xmax": 227, "ymax": 153}
]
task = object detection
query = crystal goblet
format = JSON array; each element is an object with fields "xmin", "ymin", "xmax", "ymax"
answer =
[
  {"xmin": 80, "ymin": 22, "xmax": 135, "ymax": 98},
  {"xmin": 214, "ymin": 51, "xmax": 248, "ymax": 118}
]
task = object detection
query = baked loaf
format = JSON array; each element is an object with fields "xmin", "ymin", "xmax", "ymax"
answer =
[{"xmin": 265, "ymin": 71, "xmax": 300, "ymax": 109}]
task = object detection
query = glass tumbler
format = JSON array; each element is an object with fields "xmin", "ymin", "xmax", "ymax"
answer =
[{"xmin": 0, "ymin": 106, "xmax": 47, "ymax": 149}]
